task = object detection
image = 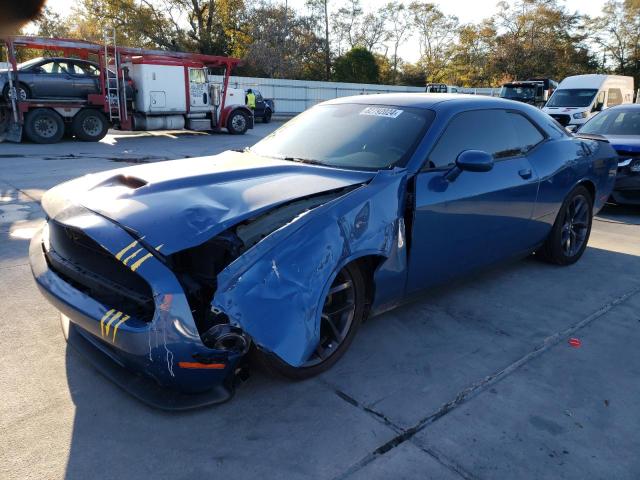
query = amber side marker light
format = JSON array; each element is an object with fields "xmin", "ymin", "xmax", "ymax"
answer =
[{"xmin": 178, "ymin": 362, "xmax": 226, "ymax": 370}]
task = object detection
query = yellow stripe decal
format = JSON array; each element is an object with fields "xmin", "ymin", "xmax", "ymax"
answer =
[
  {"xmin": 130, "ymin": 253, "xmax": 153, "ymax": 272},
  {"xmin": 115, "ymin": 236, "xmax": 145, "ymax": 260},
  {"xmin": 155, "ymin": 244, "xmax": 164, "ymax": 251},
  {"xmin": 122, "ymin": 248, "xmax": 143, "ymax": 265},
  {"xmin": 112, "ymin": 315, "xmax": 130, "ymax": 343},
  {"xmin": 100, "ymin": 309, "xmax": 115, "ymax": 336},
  {"xmin": 104, "ymin": 311, "xmax": 122, "ymax": 336}
]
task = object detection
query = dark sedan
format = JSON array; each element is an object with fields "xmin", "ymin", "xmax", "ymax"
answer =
[{"xmin": 578, "ymin": 104, "xmax": 640, "ymax": 205}]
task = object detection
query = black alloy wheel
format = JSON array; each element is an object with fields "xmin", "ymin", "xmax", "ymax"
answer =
[
  {"xmin": 254, "ymin": 262, "xmax": 366, "ymax": 379},
  {"xmin": 538, "ymin": 185, "xmax": 593, "ymax": 265}
]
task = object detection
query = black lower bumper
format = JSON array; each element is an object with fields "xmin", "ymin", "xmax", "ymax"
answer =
[
  {"xmin": 611, "ymin": 172, "xmax": 640, "ymax": 205},
  {"xmin": 63, "ymin": 315, "xmax": 234, "ymax": 411}
]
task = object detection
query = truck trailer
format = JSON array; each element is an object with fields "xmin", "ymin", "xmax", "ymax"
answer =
[{"xmin": 0, "ymin": 35, "xmax": 254, "ymax": 144}]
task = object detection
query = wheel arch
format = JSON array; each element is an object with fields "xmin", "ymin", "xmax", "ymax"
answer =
[
  {"xmin": 220, "ymin": 105, "xmax": 254, "ymax": 129},
  {"xmin": 575, "ymin": 179, "xmax": 596, "ymax": 203},
  {"xmin": 351, "ymin": 254, "xmax": 387, "ymax": 318}
]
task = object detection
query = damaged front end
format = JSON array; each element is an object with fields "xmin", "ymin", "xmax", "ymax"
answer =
[
  {"xmin": 211, "ymin": 169, "xmax": 409, "ymax": 368},
  {"xmin": 166, "ymin": 189, "xmax": 356, "ymax": 352}
]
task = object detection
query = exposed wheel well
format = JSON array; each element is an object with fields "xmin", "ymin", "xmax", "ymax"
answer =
[
  {"xmin": 350, "ymin": 255, "xmax": 386, "ymax": 320},
  {"xmin": 577, "ymin": 180, "xmax": 596, "ymax": 203}
]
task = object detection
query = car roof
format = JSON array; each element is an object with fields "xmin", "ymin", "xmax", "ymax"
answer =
[
  {"xmin": 32, "ymin": 57, "xmax": 96, "ymax": 65},
  {"xmin": 324, "ymin": 93, "xmax": 531, "ymax": 112}
]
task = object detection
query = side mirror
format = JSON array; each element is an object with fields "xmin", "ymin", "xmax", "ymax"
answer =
[
  {"xmin": 593, "ymin": 102, "xmax": 604, "ymax": 112},
  {"xmin": 456, "ymin": 150, "xmax": 494, "ymax": 172},
  {"xmin": 445, "ymin": 150, "xmax": 493, "ymax": 181},
  {"xmin": 566, "ymin": 125, "xmax": 578, "ymax": 133}
]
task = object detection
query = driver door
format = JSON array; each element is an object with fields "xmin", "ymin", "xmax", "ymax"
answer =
[
  {"xmin": 31, "ymin": 60, "xmax": 75, "ymax": 98},
  {"xmin": 407, "ymin": 109, "xmax": 542, "ymax": 293},
  {"xmin": 188, "ymin": 68, "xmax": 210, "ymax": 111}
]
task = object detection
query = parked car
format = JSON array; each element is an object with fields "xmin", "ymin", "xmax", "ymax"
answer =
[
  {"xmin": 577, "ymin": 104, "xmax": 640, "ymax": 205},
  {"xmin": 246, "ymin": 89, "xmax": 274, "ymax": 123},
  {"xmin": 30, "ymin": 94, "xmax": 617, "ymax": 408},
  {"xmin": 543, "ymin": 74, "xmax": 634, "ymax": 128},
  {"xmin": 0, "ymin": 56, "xmax": 133, "ymax": 101}
]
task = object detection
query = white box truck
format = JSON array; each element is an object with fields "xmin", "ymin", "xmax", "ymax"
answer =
[{"xmin": 543, "ymin": 74, "xmax": 634, "ymax": 128}]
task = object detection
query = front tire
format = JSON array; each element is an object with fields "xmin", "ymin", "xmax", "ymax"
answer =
[
  {"xmin": 3, "ymin": 83, "xmax": 29, "ymax": 102},
  {"xmin": 538, "ymin": 185, "xmax": 593, "ymax": 265},
  {"xmin": 255, "ymin": 263, "xmax": 366, "ymax": 379},
  {"xmin": 72, "ymin": 109, "xmax": 109, "ymax": 142},
  {"xmin": 227, "ymin": 110, "xmax": 249, "ymax": 135},
  {"xmin": 263, "ymin": 109, "xmax": 272, "ymax": 123},
  {"xmin": 24, "ymin": 108, "xmax": 64, "ymax": 144}
]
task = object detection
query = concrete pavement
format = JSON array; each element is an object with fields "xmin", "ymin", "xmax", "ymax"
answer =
[{"xmin": 1, "ymin": 124, "xmax": 639, "ymax": 479}]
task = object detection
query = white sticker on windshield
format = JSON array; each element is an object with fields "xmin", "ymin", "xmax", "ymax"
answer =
[{"xmin": 359, "ymin": 106, "xmax": 403, "ymax": 118}]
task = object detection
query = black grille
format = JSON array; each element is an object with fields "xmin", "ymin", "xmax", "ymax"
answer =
[
  {"xmin": 45, "ymin": 220, "xmax": 155, "ymax": 321},
  {"xmin": 550, "ymin": 114, "xmax": 571, "ymax": 126}
]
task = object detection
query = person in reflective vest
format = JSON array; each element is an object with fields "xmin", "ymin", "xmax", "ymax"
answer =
[{"xmin": 246, "ymin": 89, "xmax": 256, "ymax": 110}]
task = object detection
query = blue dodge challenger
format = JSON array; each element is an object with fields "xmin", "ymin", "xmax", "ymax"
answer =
[{"xmin": 30, "ymin": 94, "xmax": 618, "ymax": 409}]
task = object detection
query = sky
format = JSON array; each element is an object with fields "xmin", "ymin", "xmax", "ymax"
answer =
[{"xmin": 43, "ymin": 0, "xmax": 607, "ymax": 62}]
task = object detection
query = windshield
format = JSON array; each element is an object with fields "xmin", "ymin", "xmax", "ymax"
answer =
[
  {"xmin": 580, "ymin": 109, "xmax": 640, "ymax": 136},
  {"xmin": 546, "ymin": 89, "xmax": 598, "ymax": 108},
  {"xmin": 501, "ymin": 85, "xmax": 536, "ymax": 99},
  {"xmin": 17, "ymin": 58, "xmax": 44, "ymax": 70},
  {"xmin": 250, "ymin": 103, "xmax": 434, "ymax": 170}
]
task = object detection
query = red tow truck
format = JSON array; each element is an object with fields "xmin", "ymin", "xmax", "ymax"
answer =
[{"xmin": 0, "ymin": 34, "xmax": 254, "ymax": 143}]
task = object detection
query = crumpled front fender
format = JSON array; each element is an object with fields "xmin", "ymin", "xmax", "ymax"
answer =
[{"xmin": 212, "ymin": 169, "xmax": 408, "ymax": 366}]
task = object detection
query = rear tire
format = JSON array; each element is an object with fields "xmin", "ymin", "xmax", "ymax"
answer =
[
  {"xmin": 227, "ymin": 110, "xmax": 249, "ymax": 135},
  {"xmin": 24, "ymin": 108, "xmax": 64, "ymax": 144},
  {"xmin": 255, "ymin": 262, "xmax": 366, "ymax": 380},
  {"xmin": 538, "ymin": 185, "xmax": 593, "ymax": 265},
  {"xmin": 72, "ymin": 109, "xmax": 109, "ymax": 142}
]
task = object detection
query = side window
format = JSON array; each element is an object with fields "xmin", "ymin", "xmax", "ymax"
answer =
[
  {"xmin": 607, "ymin": 88, "xmax": 622, "ymax": 107},
  {"xmin": 506, "ymin": 112, "xmax": 544, "ymax": 151},
  {"xmin": 75, "ymin": 62, "xmax": 99, "ymax": 76},
  {"xmin": 189, "ymin": 68, "xmax": 206, "ymax": 84},
  {"xmin": 38, "ymin": 61, "xmax": 56, "ymax": 73},
  {"xmin": 55, "ymin": 61, "xmax": 73, "ymax": 74},
  {"xmin": 427, "ymin": 110, "xmax": 529, "ymax": 169}
]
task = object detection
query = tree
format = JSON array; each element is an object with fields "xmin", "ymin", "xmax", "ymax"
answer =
[
  {"xmin": 492, "ymin": 0, "xmax": 596, "ymax": 81},
  {"xmin": 409, "ymin": 2, "xmax": 458, "ymax": 82},
  {"xmin": 307, "ymin": 0, "xmax": 331, "ymax": 80},
  {"xmin": 241, "ymin": 2, "xmax": 325, "ymax": 80},
  {"xmin": 588, "ymin": 0, "xmax": 640, "ymax": 84},
  {"xmin": 332, "ymin": 0, "xmax": 362, "ymax": 55},
  {"xmin": 332, "ymin": 1, "xmax": 389, "ymax": 54},
  {"xmin": 446, "ymin": 21, "xmax": 498, "ymax": 86},
  {"xmin": 384, "ymin": 1, "xmax": 413, "ymax": 83},
  {"xmin": 31, "ymin": 6, "xmax": 71, "ymax": 38},
  {"xmin": 333, "ymin": 47, "xmax": 379, "ymax": 83}
]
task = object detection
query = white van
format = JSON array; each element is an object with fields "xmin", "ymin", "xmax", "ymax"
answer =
[{"xmin": 542, "ymin": 74, "xmax": 634, "ymax": 128}]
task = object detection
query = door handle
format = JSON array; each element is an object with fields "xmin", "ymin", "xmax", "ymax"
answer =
[{"xmin": 518, "ymin": 168, "xmax": 532, "ymax": 179}]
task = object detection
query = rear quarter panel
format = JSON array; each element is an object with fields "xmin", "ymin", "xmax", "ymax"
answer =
[{"xmin": 528, "ymin": 136, "xmax": 617, "ymax": 241}]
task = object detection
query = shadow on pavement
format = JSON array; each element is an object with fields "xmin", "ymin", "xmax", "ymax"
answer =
[{"xmin": 62, "ymin": 245, "xmax": 640, "ymax": 479}]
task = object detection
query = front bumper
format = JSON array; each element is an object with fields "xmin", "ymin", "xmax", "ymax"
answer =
[
  {"xmin": 611, "ymin": 172, "xmax": 640, "ymax": 205},
  {"xmin": 30, "ymin": 220, "xmax": 243, "ymax": 410},
  {"xmin": 610, "ymin": 160, "xmax": 640, "ymax": 205}
]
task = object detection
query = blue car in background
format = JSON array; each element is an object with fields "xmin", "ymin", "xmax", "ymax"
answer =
[
  {"xmin": 577, "ymin": 104, "xmax": 640, "ymax": 205},
  {"xmin": 30, "ymin": 94, "xmax": 618, "ymax": 409}
]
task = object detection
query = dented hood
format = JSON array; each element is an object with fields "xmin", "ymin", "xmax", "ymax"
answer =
[{"xmin": 42, "ymin": 151, "xmax": 373, "ymax": 255}]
